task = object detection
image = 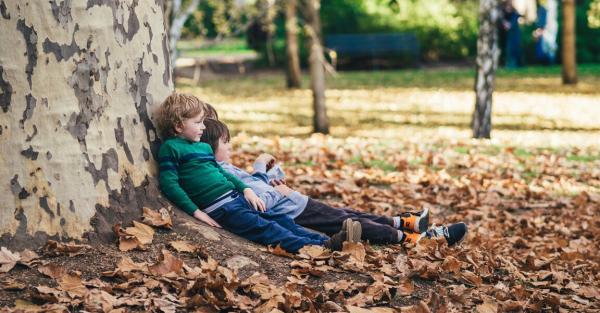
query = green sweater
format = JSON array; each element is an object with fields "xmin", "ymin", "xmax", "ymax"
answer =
[{"xmin": 158, "ymin": 137, "xmax": 249, "ymax": 215}]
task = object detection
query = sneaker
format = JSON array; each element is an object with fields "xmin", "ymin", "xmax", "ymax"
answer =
[
  {"xmin": 401, "ymin": 231, "xmax": 425, "ymax": 245},
  {"xmin": 425, "ymin": 222, "xmax": 468, "ymax": 246},
  {"xmin": 324, "ymin": 230, "xmax": 346, "ymax": 251},
  {"xmin": 400, "ymin": 207, "xmax": 430, "ymax": 233},
  {"xmin": 325, "ymin": 219, "xmax": 363, "ymax": 251}
]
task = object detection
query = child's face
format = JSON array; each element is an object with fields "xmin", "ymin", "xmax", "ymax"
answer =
[
  {"xmin": 175, "ymin": 113, "xmax": 205, "ymax": 142},
  {"xmin": 214, "ymin": 137, "xmax": 231, "ymax": 162}
]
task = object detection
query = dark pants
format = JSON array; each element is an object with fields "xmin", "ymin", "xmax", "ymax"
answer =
[
  {"xmin": 208, "ymin": 193, "xmax": 327, "ymax": 253},
  {"xmin": 294, "ymin": 198, "xmax": 399, "ymax": 244}
]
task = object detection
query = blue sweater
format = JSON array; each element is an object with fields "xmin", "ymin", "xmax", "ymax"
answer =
[{"xmin": 219, "ymin": 161, "xmax": 308, "ymax": 219}]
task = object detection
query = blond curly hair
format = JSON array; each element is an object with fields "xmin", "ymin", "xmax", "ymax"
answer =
[{"xmin": 155, "ymin": 92, "xmax": 206, "ymax": 138}]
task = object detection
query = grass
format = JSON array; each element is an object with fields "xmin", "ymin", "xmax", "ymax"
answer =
[
  {"xmin": 186, "ymin": 63, "xmax": 600, "ymax": 95},
  {"xmin": 177, "ymin": 38, "xmax": 256, "ymax": 58},
  {"xmin": 176, "ymin": 63, "xmax": 600, "ymax": 149}
]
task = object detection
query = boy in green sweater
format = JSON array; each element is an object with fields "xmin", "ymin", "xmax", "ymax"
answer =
[{"xmin": 156, "ymin": 93, "xmax": 361, "ymax": 252}]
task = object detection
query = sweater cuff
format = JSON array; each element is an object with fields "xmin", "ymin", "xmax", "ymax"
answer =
[{"xmin": 253, "ymin": 161, "xmax": 268, "ymax": 174}]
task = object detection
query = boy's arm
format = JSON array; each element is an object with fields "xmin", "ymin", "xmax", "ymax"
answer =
[{"xmin": 158, "ymin": 147, "xmax": 199, "ymax": 216}]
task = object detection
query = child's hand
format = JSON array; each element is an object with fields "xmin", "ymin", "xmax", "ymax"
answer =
[
  {"xmin": 269, "ymin": 179, "xmax": 286, "ymax": 186},
  {"xmin": 274, "ymin": 184, "xmax": 294, "ymax": 197},
  {"xmin": 243, "ymin": 188, "xmax": 266, "ymax": 212},
  {"xmin": 256, "ymin": 153, "xmax": 276, "ymax": 171},
  {"xmin": 193, "ymin": 210, "xmax": 222, "ymax": 228}
]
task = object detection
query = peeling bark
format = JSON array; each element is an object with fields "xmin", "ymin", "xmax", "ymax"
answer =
[
  {"xmin": 0, "ymin": 66, "xmax": 12, "ymax": 112},
  {"xmin": 43, "ymin": 24, "xmax": 80, "ymax": 62},
  {"xmin": 0, "ymin": 1, "xmax": 172, "ymax": 249},
  {"xmin": 16, "ymin": 19, "xmax": 38, "ymax": 88},
  {"xmin": 0, "ymin": 1, "xmax": 9, "ymax": 20}
]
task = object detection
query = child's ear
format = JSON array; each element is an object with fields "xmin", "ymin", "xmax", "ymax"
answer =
[{"xmin": 174, "ymin": 122, "xmax": 184, "ymax": 134}]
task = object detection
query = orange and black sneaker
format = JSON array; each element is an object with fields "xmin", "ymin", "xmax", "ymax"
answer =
[
  {"xmin": 401, "ymin": 231, "xmax": 425, "ymax": 246},
  {"xmin": 399, "ymin": 207, "xmax": 429, "ymax": 233}
]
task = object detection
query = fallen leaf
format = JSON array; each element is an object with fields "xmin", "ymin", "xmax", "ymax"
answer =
[
  {"xmin": 267, "ymin": 244, "xmax": 295, "ymax": 258},
  {"xmin": 169, "ymin": 240, "xmax": 197, "ymax": 253},
  {"xmin": 38, "ymin": 263, "xmax": 66, "ymax": 279},
  {"xmin": 125, "ymin": 221, "xmax": 155, "ymax": 245},
  {"xmin": 342, "ymin": 242, "xmax": 366, "ymax": 265},
  {"xmin": 57, "ymin": 272, "xmax": 88, "ymax": 298},
  {"xmin": 18, "ymin": 249, "xmax": 40, "ymax": 267},
  {"xmin": 83, "ymin": 288, "xmax": 117, "ymax": 312},
  {"xmin": 142, "ymin": 207, "xmax": 173, "ymax": 229},
  {"xmin": 476, "ymin": 301, "xmax": 498, "ymax": 313},
  {"xmin": 0, "ymin": 246, "xmax": 20, "ymax": 273},
  {"xmin": 298, "ymin": 245, "xmax": 329, "ymax": 260},
  {"xmin": 42, "ymin": 240, "xmax": 90, "ymax": 257},
  {"xmin": 148, "ymin": 250, "xmax": 183, "ymax": 276}
]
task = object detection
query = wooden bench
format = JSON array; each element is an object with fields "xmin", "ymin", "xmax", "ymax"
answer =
[{"xmin": 324, "ymin": 33, "xmax": 420, "ymax": 68}]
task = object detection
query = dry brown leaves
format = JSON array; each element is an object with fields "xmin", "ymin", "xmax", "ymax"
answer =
[
  {"xmin": 114, "ymin": 221, "xmax": 155, "ymax": 251},
  {"xmin": 142, "ymin": 207, "xmax": 173, "ymax": 229},
  {"xmin": 3, "ymin": 135, "xmax": 600, "ymax": 312}
]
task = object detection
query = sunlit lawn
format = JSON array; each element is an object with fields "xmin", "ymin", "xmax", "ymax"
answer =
[{"xmin": 177, "ymin": 64, "xmax": 600, "ymax": 148}]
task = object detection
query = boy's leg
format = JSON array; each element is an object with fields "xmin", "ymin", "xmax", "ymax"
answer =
[
  {"xmin": 260, "ymin": 210, "xmax": 328, "ymax": 242},
  {"xmin": 209, "ymin": 196, "xmax": 325, "ymax": 253},
  {"xmin": 295, "ymin": 199, "xmax": 400, "ymax": 244}
]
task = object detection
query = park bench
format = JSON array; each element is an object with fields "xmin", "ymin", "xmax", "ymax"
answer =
[{"xmin": 324, "ymin": 33, "xmax": 420, "ymax": 69}]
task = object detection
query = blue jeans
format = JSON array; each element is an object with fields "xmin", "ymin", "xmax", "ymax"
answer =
[{"xmin": 207, "ymin": 193, "xmax": 328, "ymax": 253}]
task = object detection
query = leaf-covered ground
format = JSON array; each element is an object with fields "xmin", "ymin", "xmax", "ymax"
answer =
[
  {"xmin": 1, "ymin": 67, "xmax": 599, "ymax": 312},
  {"xmin": 1, "ymin": 134, "xmax": 598, "ymax": 312}
]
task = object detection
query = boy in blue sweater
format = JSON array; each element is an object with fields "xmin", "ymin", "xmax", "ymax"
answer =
[
  {"xmin": 156, "ymin": 93, "xmax": 361, "ymax": 252},
  {"xmin": 200, "ymin": 117, "xmax": 468, "ymax": 247}
]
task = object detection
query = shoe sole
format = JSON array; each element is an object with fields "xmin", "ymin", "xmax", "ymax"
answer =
[
  {"xmin": 343, "ymin": 218, "xmax": 353, "ymax": 243},
  {"xmin": 351, "ymin": 221, "xmax": 362, "ymax": 243},
  {"xmin": 417, "ymin": 208, "xmax": 430, "ymax": 233}
]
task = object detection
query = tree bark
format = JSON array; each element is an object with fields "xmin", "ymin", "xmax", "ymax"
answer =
[
  {"xmin": 0, "ymin": 1, "xmax": 172, "ymax": 249},
  {"xmin": 561, "ymin": 0, "xmax": 577, "ymax": 84},
  {"xmin": 285, "ymin": 0, "xmax": 302, "ymax": 88},
  {"xmin": 304, "ymin": 0, "xmax": 329, "ymax": 134},
  {"xmin": 472, "ymin": 0, "xmax": 500, "ymax": 139}
]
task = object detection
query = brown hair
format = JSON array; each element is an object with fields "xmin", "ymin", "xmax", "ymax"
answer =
[
  {"xmin": 200, "ymin": 118, "xmax": 230, "ymax": 153},
  {"xmin": 155, "ymin": 92, "xmax": 206, "ymax": 138},
  {"xmin": 204, "ymin": 102, "xmax": 219, "ymax": 120}
]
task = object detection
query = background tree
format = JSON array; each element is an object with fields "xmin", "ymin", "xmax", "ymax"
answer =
[
  {"xmin": 303, "ymin": 0, "xmax": 329, "ymax": 134},
  {"xmin": 562, "ymin": 0, "xmax": 578, "ymax": 84},
  {"xmin": 285, "ymin": 0, "xmax": 302, "ymax": 88},
  {"xmin": 168, "ymin": 0, "xmax": 202, "ymax": 78},
  {"xmin": 472, "ymin": 0, "xmax": 500, "ymax": 139},
  {"xmin": 0, "ymin": 1, "xmax": 172, "ymax": 248}
]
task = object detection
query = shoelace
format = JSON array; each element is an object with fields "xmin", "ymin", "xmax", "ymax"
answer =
[{"xmin": 427, "ymin": 224, "xmax": 449, "ymax": 238}]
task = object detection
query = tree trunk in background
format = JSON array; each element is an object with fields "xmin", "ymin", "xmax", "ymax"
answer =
[
  {"xmin": 304, "ymin": 0, "xmax": 329, "ymax": 134},
  {"xmin": 561, "ymin": 0, "xmax": 577, "ymax": 84},
  {"xmin": 169, "ymin": 0, "xmax": 200, "ymax": 81},
  {"xmin": 285, "ymin": 0, "xmax": 302, "ymax": 88},
  {"xmin": 0, "ymin": 1, "xmax": 172, "ymax": 250},
  {"xmin": 472, "ymin": 0, "xmax": 500, "ymax": 139}
]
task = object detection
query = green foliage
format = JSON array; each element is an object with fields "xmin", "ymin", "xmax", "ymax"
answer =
[{"xmin": 320, "ymin": 0, "xmax": 479, "ymax": 61}]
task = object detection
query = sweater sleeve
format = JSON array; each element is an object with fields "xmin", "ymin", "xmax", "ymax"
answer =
[{"xmin": 158, "ymin": 143, "xmax": 199, "ymax": 215}]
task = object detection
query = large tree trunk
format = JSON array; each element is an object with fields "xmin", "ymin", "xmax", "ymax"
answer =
[
  {"xmin": 304, "ymin": 0, "xmax": 329, "ymax": 134},
  {"xmin": 285, "ymin": 0, "xmax": 302, "ymax": 89},
  {"xmin": 561, "ymin": 0, "xmax": 577, "ymax": 85},
  {"xmin": 472, "ymin": 0, "xmax": 500, "ymax": 139},
  {"xmin": 0, "ymin": 0, "xmax": 172, "ymax": 250}
]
